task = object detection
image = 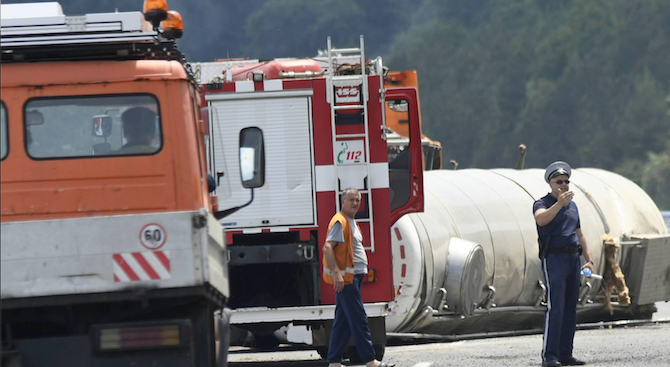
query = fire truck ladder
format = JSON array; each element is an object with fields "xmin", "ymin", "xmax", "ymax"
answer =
[{"xmin": 326, "ymin": 35, "xmax": 376, "ymax": 253}]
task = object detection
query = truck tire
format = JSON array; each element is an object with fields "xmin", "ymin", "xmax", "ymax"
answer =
[
  {"xmin": 191, "ymin": 303, "xmax": 218, "ymax": 367},
  {"xmin": 217, "ymin": 309, "xmax": 231, "ymax": 367},
  {"xmin": 253, "ymin": 334, "xmax": 280, "ymax": 351},
  {"xmin": 374, "ymin": 344, "xmax": 385, "ymax": 360}
]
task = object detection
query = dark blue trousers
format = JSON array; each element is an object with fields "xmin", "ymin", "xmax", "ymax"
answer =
[
  {"xmin": 327, "ymin": 274, "xmax": 375, "ymax": 363},
  {"xmin": 541, "ymin": 252, "xmax": 581, "ymax": 362}
]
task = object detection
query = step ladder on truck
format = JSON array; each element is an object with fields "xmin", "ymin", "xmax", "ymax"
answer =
[
  {"xmin": 192, "ymin": 36, "xmax": 425, "ymax": 360},
  {"xmin": 0, "ymin": 2, "xmax": 264, "ymax": 366}
]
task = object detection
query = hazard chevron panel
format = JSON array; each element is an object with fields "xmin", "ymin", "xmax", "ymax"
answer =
[{"xmin": 113, "ymin": 251, "xmax": 171, "ymax": 282}]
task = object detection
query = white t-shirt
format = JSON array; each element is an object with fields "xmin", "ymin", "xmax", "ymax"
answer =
[{"xmin": 326, "ymin": 217, "xmax": 368, "ymax": 274}]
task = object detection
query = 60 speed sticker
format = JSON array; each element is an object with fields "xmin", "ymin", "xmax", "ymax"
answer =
[{"xmin": 139, "ymin": 223, "xmax": 167, "ymax": 250}]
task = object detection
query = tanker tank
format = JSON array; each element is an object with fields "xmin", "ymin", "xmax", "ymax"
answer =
[{"xmin": 387, "ymin": 168, "xmax": 670, "ymax": 335}]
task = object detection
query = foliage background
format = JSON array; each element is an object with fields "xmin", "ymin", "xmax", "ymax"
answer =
[{"xmin": 4, "ymin": 0, "xmax": 669, "ymax": 209}]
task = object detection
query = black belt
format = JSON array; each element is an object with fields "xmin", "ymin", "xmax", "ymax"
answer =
[{"xmin": 547, "ymin": 246, "xmax": 582, "ymax": 255}]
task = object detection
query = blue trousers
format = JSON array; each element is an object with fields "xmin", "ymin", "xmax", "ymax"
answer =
[
  {"xmin": 541, "ymin": 252, "xmax": 581, "ymax": 362},
  {"xmin": 327, "ymin": 274, "xmax": 375, "ymax": 363}
]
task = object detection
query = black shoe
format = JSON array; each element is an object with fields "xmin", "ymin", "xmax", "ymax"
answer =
[
  {"xmin": 559, "ymin": 357, "xmax": 586, "ymax": 366},
  {"xmin": 542, "ymin": 360, "xmax": 561, "ymax": 367}
]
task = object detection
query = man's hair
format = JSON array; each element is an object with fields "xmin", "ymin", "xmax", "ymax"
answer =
[
  {"xmin": 121, "ymin": 107, "xmax": 156, "ymax": 142},
  {"xmin": 341, "ymin": 187, "xmax": 360, "ymax": 201}
]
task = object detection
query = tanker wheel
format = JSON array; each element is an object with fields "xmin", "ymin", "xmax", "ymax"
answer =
[
  {"xmin": 345, "ymin": 344, "xmax": 385, "ymax": 363},
  {"xmin": 253, "ymin": 334, "xmax": 280, "ymax": 351}
]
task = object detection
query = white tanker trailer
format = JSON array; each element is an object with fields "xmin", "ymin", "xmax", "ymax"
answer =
[{"xmin": 387, "ymin": 168, "xmax": 670, "ymax": 336}]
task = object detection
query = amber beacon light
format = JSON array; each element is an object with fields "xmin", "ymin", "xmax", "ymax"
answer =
[
  {"xmin": 143, "ymin": 0, "xmax": 168, "ymax": 28},
  {"xmin": 161, "ymin": 10, "xmax": 183, "ymax": 39}
]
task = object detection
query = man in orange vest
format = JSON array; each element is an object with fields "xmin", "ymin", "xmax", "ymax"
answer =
[{"xmin": 323, "ymin": 188, "xmax": 394, "ymax": 367}]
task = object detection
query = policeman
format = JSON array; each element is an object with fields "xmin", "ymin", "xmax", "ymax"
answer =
[{"xmin": 534, "ymin": 161, "xmax": 594, "ymax": 367}]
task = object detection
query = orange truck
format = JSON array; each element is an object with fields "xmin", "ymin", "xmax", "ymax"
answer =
[
  {"xmin": 384, "ymin": 70, "xmax": 443, "ymax": 170},
  {"xmin": 0, "ymin": 2, "xmax": 263, "ymax": 366}
]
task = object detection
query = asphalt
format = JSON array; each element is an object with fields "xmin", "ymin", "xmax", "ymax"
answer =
[{"xmin": 228, "ymin": 321, "xmax": 670, "ymax": 367}]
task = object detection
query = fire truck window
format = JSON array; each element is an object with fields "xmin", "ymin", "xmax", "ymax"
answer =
[
  {"xmin": 387, "ymin": 100, "xmax": 409, "ymax": 124},
  {"xmin": 1, "ymin": 103, "xmax": 7, "ymax": 160},
  {"xmin": 24, "ymin": 95, "xmax": 161, "ymax": 159},
  {"xmin": 387, "ymin": 98, "xmax": 412, "ymax": 212}
]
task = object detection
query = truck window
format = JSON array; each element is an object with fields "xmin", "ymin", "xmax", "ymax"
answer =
[
  {"xmin": 387, "ymin": 98, "xmax": 412, "ymax": 212},
  {"xmin": 1, "ymin": 102, "xmax": 7, "ymax": 160},
  {"xmin": 25, "ymin": 94, "xmax": 161, "ymax": 159}
]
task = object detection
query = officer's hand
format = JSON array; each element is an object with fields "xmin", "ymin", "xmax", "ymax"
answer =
[
  {"xmin": 557, "ymin": 188, "xmax": 574, "ymax": 207},
  {"xmin": 333, "ymin": 273, "xmax": 345, "ymax": 293},
  {"xmin": 582, "ymin": 261, "xmax": 594, "ymax": 272}
]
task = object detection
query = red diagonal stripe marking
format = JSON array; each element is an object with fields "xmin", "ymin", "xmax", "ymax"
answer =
[
  {"xmin": 113, "ymin": 254, "xmax": 140, "ymax": 281},
  {"xmin": 114, "ymin": 274, "xmax": 120, "ymax": 283},
  {"xmin": 155, "ymin": 251, "xmax": 170, "ymax": 272},
  {"xmin": 395, "ymin": 227, "xmax": 403, "ymax": 241},
  {"xmin": 132, "ymin": 252, "xmax": 160, "ymax": 280}
]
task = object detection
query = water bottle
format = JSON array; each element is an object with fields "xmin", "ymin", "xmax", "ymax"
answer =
[{"xmin": 581, "ymin": 268, "xmax": 603, "ymax": 280}]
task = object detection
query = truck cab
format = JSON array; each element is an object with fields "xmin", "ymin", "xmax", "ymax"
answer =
[{"xmin": 0, "ymin": 3, "xmax": 262, "ymax": 366}]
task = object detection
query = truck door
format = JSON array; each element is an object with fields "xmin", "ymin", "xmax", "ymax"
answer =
[{"xmin": 386, "ymin": 88, "xmax": 424, "ymax": 225}]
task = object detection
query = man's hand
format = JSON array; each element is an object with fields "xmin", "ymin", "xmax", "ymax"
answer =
[
  {"xmin": 333, "ymin": 272, "xmax": 345, "ymax": 293},
  {"xmin": 557, "ymin": 187, "xmax": 574, "ymax": 207},
  {"xmin": 323, "ymin": 240, "xmax": 345, "ymax": 292}
]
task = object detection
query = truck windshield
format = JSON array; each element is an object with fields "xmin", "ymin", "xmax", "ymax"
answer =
[
  {"xmin": 1, "ymin": 102, "xmax": 7, "ymax": 160},
  {"xmin": 25, "ymin": 94, "xmax": 161, "ymax": 159}
]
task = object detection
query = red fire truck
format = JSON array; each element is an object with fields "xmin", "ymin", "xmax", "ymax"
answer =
[{"xmin": 191, "ymin": 36, "xmax": 424, "ymax": 359}]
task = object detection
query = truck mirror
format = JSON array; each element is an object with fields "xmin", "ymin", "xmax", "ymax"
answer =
[
  {"xmin": 387, "ymin": 100, "xmax": 408, "ymax": 112},
  {"xmin": 207, "ymin": 173, "xmax": 216, "ymax": 193},
  {"xmin": 92, "ymin": 115, "xmax": 113, "ymax": 138},
  {"xmin": 239, "ymin": 127, "xmax": 265, "ymax": 189}
]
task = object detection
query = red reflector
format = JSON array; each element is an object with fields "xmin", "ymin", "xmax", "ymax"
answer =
[
  {"xmin": 400, "ymin": 245, "xmax": 405, "ymax": 259},
  {"xmin": 363, "ymin": 268, "xmax": 377, "ymax": 284},
  {"xmin": 401, "ymin": 264, "xmax": 406, "ymax": 278}
]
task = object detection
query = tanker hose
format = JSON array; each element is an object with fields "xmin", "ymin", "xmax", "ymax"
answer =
[
  {"xmin": 483, "ymin": 285, "xmax": 496, "ymax": 310},
  {"xmin": 580, "ymin": 281, "xmax": 593, "ymax": 305}
]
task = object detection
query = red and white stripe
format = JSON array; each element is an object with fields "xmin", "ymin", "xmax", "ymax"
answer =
[{"xmin": 113, "ymin": 251, "xmax": 171, "ymax": 282}]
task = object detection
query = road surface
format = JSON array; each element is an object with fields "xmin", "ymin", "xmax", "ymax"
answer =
[{"xmin": 228, "ymin": 321, "xmax": 670, "ymax": 367}]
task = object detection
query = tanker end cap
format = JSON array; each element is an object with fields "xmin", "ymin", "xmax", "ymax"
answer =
[
  {"xmin": 143, "ymin": 0, "xmax": 168, "ymax": 28},
  {"xmin": 160, "ymin": 10, "xmax": 183, "ymax": 39},
  {"xmin": 544, "ymin": 161, "xmax": 572, "ymax": 183}
]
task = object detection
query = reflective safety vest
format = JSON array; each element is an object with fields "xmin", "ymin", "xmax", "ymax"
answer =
[{"xmin": 322, "ymin": 212, "xmax": 358, "ymax": 285}]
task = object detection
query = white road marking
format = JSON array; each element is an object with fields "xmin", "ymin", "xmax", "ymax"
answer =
[{"xmin": 412, "ymin": 362, "xmax": 433, "ymax": 367}]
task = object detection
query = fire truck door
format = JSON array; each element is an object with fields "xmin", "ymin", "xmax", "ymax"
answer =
[{"xmin": 385, "ymin": 88, "xmax": 424, "ymax": 226}]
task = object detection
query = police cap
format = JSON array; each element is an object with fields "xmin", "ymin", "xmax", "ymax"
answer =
[{"xmin": 544, "ymin": 161, "xmax": 572, "ymax": 183}]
